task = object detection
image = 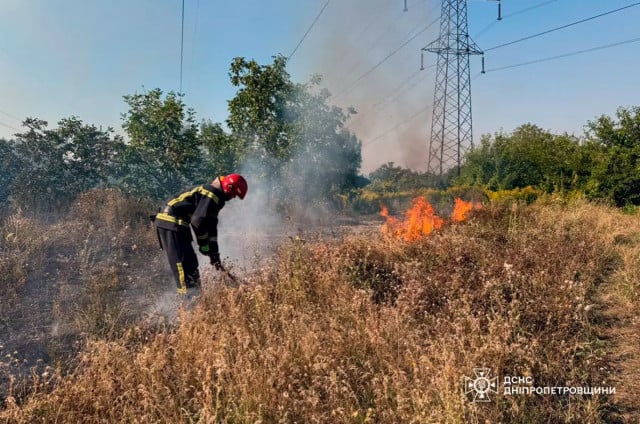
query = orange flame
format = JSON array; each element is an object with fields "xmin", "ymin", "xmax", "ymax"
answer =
[
  {"xmin": 451, "ymin": 198, "xmax": 483, "ymax": 222},
  {"xmin": 381, "ymin": 197, "xmax": 444, "ymax": 241},
  {"xmin": 381, "ymin": 197, "xmax": 482, "ymax": 241}
]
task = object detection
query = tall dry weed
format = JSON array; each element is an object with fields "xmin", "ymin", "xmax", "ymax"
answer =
[
  {"xmin": 0, "ymin": 189, "xmax": 168, "ymax": 408},
  {"xmin": 2, "ymin": 200, "xmax": 638, "ymax": 422},
  {"xmin": 50, "ymin": 189, "xmax": 163, "ymax": 339},
  {"xmin": 0, "ymin": 215, "xmax": 50, "ymax": 303}
]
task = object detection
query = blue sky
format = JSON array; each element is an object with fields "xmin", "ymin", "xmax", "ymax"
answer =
[{"xmin": 1, "ymin": 0, "xmax": 639, "ymax": 173}]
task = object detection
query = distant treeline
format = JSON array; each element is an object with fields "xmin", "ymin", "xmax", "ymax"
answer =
[
  {"xmin": 1, "ymin": 55, "xmax": 639, "ymax": 213},
  {"xmin": 0, "ymin": 56, "xmax": 363, "ymax": 214},
  {"xmin": 364, "ymin": 106, "xmax": 640, "ymax": 208}
]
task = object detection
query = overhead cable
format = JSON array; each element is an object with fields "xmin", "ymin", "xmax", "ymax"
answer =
[
  {"xmin": 484, "ymin": 36, "xmax": 640, "ymax": 73},
  {"xmin": 333, "ymin": 1, "xmax": 440, "ymax": 99},
  {"xmin": 502, "ymin": 0, "xmax": 559, "ymax": 19},
  {"xmin": 0, "ymin": 121, "xmax": 19, "ymax": 131},
  {"xmin": 333, "ymin": 15, "xmax": 440, "ymax": 101},
  {"xmin": 0, "ymin": 109, "xmax": 21, "ymax": 122},
  {"xmin": 485, "ymin": 1, "xmax": 640, "ymax": 52},
  {"xmin": 363, "ymin": 104, "xmax": 431, "ymax": 147},
  {"xmin": 346, "ymin": 68, "xmax": 422, "ymax": 128},
  {"xmin": 346, "ymin": 64, "xmax": 435, "ymax": 132},
  {"xmin": 288, "ymin": 0, "xmax": 331, "ymax": 60},
  {"xmin": 180, "ymin": 0, "xmax": 185, "ymax": 93},
  {"xmin": 474, "ymin": 0, "xmax": 561, "ymax": 39}
]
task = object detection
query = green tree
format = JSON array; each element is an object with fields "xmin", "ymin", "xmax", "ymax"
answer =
[
  {"xmin": 120, "ymin": 89, "xmax": 201, "ymax": 199},
  {"xmin": 199, "ymin": 120, "xmax": 242, "ymax": 177},
  {"xmin": 227, "ymin": 56, "xmax": 295, "ymax": 165},
  {"xmin": 585, "ymin": 107, "xmax": 640, "ymax": 205},
  {"xmin": 282, "ymin": 75, "xmax": 361, "ymax": 204},
  {"xmin": 11, "ymin": 117, "xmax": 124, "ymax": 211},
  {"xmin": 454, "ymin": 135, "xmax": 499, "ymax": 188},
  {"xmin": 457, "ymin": 124, "xmax": 580, "ymax": 192},
  {"xmin": 0, "ymin": 138, "xmax": 19, "ymax": 207},
  {"xmin": 587, "ymin": 106, "xmax": 640, "ymax": 149},
  {"xmin": 368, "ymin": 162, "xmax": 445, "ymax": 192},
  {"xmin": 225, "ymin": 56, "xmax": 363, "ymax": 207},
  {"xmin": 589, "ymin": 145, "xmax": 640, "ymax": 206}
]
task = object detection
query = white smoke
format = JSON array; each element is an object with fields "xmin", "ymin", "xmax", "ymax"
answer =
[
  {"xmin": 146, "ymin": 289, "xmax": 180, "ymax": 322},
  {"xmin": 216, "ymin": 160, "xmax": 295, "ymax": 272},
  {"xmin": 292, "ymin": 0, "xmax": 439, "ymax": 173}
]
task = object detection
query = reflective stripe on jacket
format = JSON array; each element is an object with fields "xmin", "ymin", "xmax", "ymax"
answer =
[{"xmin": 154, "ymin": 185, "xmax": 225, "ymax": 245}]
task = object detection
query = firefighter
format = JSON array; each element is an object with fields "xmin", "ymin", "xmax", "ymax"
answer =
[{"xmin": 153, "ymin": 174, "xmax": 248, "ymax": 295}]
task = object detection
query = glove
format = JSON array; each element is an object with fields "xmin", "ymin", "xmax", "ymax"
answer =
[
  {"xmin": 199, "ymin": 244, "xmax": 210, "ymax": 255},
  {"xmin": 209, "ymin": 251, "xmax": 223, "ymax": 270}
]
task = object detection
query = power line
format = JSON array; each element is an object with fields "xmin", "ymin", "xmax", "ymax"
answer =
[
  {"xmin": 502, "ymin": 0, "xmax": 559, "ymax": 19},
  {"xmin": 332, "ymin": 1, "xmax": 439, "ymax": 100},
  {"xmin": 189, "ymin": 0, "xmax": 201, "ymax": 82},
  {"xmin": 346, "ymin": 68, "xmax": 422, "ymax": 129},
  {"xmin": 288, "ymin": 0, "xmax": 331, "ymax": 60},
  {"xmin": 383, "ymin": 64, "xmax": 434, "ymax": 106},
  {"xmin": 0, "ymin": 109, "xmax": 21, "ymax": 122},
  {"xmin": 474, "ymin": 0, "xmax": 561, "ymax": 39},
  {"xmin": 334, "ymin": 9, "xmax": 419, "ymax": 89},
  {"xmin": 334, "ymin": 21, "xmax": 408, "ymax": 93},
  {"xmin": 484, "ymin": 35, "xmax": 640, "ymax": 73},
  {"xmin": 363, "ymin": 104, "xmax": 431, "ymax": 147},
  {"xmin": 332, "ymin": 15, "xmax": 440, "ymax": 101},
  {"xmin": 0, "ymin": 121, "xmax": 19, "ymax": 132},
  {"xmin": 346, "ymin": 64, "xmax": 435, "ymax": 132},
  {"xmin": 473, "ymin": 20, "xmax": 499, "ymax": 39},
  {"xmin": 345, "ymin": 4, "xmax": 402, "ymax": 53},
  {"xmin": 485, "ymin": 1, "xmax": 640, "ymax": 52},
  {"xmin": 179, "ymin": 0, "xmax": 185, "ymax": 93}
]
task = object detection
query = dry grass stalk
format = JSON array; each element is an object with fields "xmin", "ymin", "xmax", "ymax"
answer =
[{"xmin": 1, "ymin": 198, "xmax": 639, "ymax": 422}]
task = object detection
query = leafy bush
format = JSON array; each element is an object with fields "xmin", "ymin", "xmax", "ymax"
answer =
[
  {"xmin": 10, "ymin": 118, "xmax": 124, "ymax": 213},
  {"xmin": 485, "ymin": 186, "xmax": 543, "ymax": 205}
]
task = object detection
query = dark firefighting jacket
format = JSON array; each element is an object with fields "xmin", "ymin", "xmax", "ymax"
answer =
[{"xmin": 155, "ymin": 184, "xmax": 226, "ymax": 253}]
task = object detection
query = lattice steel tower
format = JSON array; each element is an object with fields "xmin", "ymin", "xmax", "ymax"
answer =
[{"xmin": 423, "ymin": 0, "xmax": 482, "ymax": 175}]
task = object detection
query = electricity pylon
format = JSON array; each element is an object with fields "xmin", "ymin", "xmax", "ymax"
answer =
[{"xmin": 423, "ymin": 0, "xmax": 482, "ymax": 175}]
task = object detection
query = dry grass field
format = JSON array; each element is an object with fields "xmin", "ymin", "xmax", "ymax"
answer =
[{"xmin": 1, "ymin": 191, "xmax": 639, "ymax": 422}]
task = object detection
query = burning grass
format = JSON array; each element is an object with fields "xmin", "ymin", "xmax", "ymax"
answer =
[
  {"xmin": 2, "ymin": 199, "xmax": 638, "ymax": 422},
  {"xmin": 380, "ymin": 197, "xmax": 482, "ymax": 241}
]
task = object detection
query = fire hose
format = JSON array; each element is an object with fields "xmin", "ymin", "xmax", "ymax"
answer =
[
  {"xmin": 220, "ymin": 267, "xmax": 239, "ymax": 284},
  {"xmin": 211, "ymin": 259, "xmax": 241, "ymax": 285}
]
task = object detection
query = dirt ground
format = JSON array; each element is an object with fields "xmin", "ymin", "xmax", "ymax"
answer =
[{"xmin": 0, "ymin": 215, "xmax": 383, "ymax": 404}]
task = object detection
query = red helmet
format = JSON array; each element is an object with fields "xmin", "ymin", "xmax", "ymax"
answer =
[{"xmin": 220, "ymin": 174, "xmax": 248, "ymax": 200}]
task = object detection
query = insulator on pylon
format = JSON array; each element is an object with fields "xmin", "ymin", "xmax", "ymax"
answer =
[
  {"xmin": 481, "ymin": 55, "xmax": 486, "ymax": 74},
  {"xmin": 404, "ymin": 0, "xmax": 408, "ymax": 12},
  {"xmin": 426, "ymin": 0, "xmax": 482, "ymax": 175},
  {"xmin": 420, "ymin": 51, "xmax": 425, "ymax": 70},
  {"xmin": 497, "ymin": 1, "xmax": 502, "ymax": 20}
]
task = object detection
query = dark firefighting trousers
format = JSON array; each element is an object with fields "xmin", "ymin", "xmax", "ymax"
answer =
[{"xmin": 156, "ymin": 226, "xmax": 201, "ymax": 294}]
